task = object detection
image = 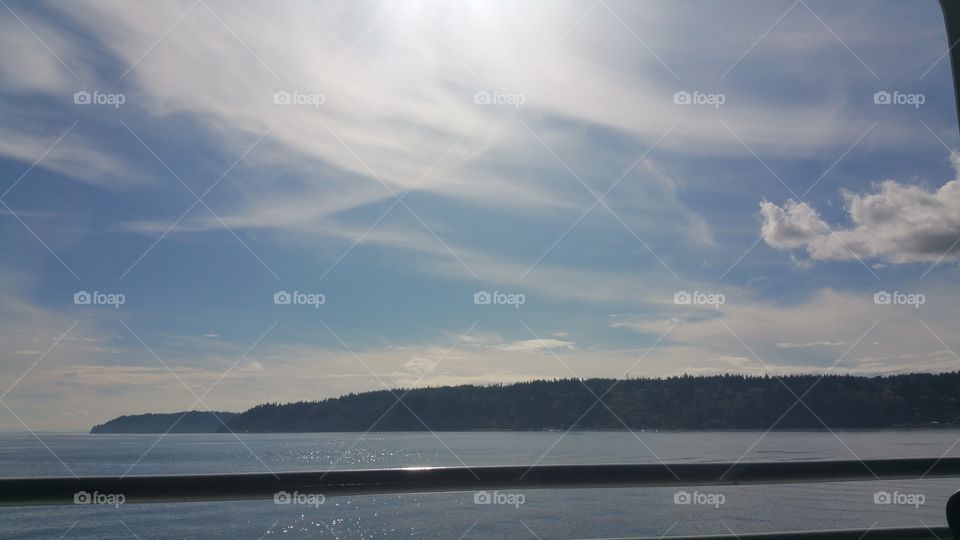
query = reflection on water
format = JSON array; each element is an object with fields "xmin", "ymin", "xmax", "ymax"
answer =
[{"xmin": 0, "ymin": 430, "xmax": 956, "ymax": 538}]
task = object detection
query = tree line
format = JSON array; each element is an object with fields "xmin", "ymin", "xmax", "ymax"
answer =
[{"xmin": 219, "ymin": 373, "xmax": 960, "ymax": 432}]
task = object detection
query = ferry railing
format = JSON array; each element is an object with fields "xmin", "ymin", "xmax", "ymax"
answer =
[{"xmin": 2, "ymin": 458, "xmax": 960, "ymax": 538}]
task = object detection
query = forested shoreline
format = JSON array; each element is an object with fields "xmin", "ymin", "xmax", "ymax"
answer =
[{"xmin": 92, "ymin": 373, "xmax": 960, "ymax": 433}]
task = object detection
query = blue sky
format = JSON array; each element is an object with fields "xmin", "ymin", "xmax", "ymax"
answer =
[{"xmin": 2, "ymin": 0, "xmax": 960, "ymax": 430}]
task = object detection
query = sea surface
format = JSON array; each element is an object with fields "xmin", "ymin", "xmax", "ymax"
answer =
[{"xmin": 0, "ymin": 430, "xmax": 957, "ymax": 539}]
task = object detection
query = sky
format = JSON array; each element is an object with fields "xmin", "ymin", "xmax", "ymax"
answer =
[{"xmin": 2, "ymin": 0, "xmax": 960, "ymax": 430}]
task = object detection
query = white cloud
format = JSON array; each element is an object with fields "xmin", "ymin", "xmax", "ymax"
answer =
[
  {"xmin": 761, "ymin": 154, "xmax": 960, "ymax": 264},
  {"xmin": 498, "ymin": 339, "xmax": 576, "ymax": 353},
  {"xmin": 10, "ymin": 277, "xmax": 960, "ymax": 431},
  {"xmin": 403, "ymin": 356, "xmax": 436, "ymax": 373},
  {"xmin": 0, "ymin": 123, "xmax": 141, "ymax": 186},
  {"xmin": 775, "ymin": 341, "xmax": 846, "ymax": 349},
  {"xmin": 759, "ymin": 199, "xmax": 830, "ymax": 249},
  {"xmin": 607, "ymin": 280, "xmax": 960, "ymax": 375},
  {"xmin": 34, "ymin": 0, "xmax": 922, "ymax": 234},
  {"xmin": 0, "ymin": 12, "xmax": 80, "ymax": 94}
]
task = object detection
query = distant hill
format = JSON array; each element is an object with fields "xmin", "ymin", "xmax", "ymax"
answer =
[
  {"xmin": 92, "ymin": 373, "xmax": 960, "ymax": 434},
  {"xmin": 90, "ymin": 411, "xmax": 239, "ymax": 434},
  {"xmin": 222, "ymin": 373, "xmax": 960, "ymax": 432}
]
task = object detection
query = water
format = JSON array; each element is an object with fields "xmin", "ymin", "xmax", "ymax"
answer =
[{"xmin": 1, "ymin": 430, "xmax": 957, "ymax": 538}]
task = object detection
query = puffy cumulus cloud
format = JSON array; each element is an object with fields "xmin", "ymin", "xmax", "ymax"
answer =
[
  {"xmin": 761, "ymin": 155, "xmax": 960, "ymax": 264},
  {"xmin": 759, "ymin": 199, "xmax": 830, "ymax": 250}
]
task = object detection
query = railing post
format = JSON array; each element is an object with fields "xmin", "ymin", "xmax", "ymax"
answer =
[
  {"xmin": 940, "ymin": 0, "xmax": 960, "ymax": 132},
  {"xmin": 948, "ymin": 490, "xmax": 960, "ymax": 538}
]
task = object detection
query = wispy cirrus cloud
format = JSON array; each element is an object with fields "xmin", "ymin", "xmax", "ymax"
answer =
[{"xmin": 1, "ymin": 0, "xmax": 957, "ymax": 432}]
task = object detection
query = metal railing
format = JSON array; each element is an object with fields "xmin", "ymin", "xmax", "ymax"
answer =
[{"xmin": 2, "ymin": 458, "xmax": 959, "ymax": 538}]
